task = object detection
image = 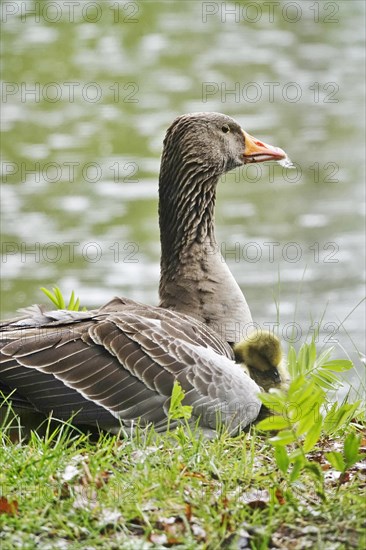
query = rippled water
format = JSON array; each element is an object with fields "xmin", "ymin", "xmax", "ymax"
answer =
[{"xmin": 1, "ymin": 1, "xmax": 365, "ymax": 383}]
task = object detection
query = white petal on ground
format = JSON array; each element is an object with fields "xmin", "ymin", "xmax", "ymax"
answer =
[
  {"xmin": 98, "ymin": 508, "xmax": 122, "ymax": 525},
  {"xmin": 61, "ymin": 464, "xmax": 79, "ymax": 482}
]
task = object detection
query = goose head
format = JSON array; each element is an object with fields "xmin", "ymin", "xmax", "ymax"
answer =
[
  {"xmin": 159, "ymin": 112, "xmax": 287, "ymax": 182},
  {"xmin": 233, "ymin": 329, "xmax": 290, "ymax": 392}
]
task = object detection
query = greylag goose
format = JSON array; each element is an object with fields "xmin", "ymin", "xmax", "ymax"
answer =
[
  {"xmin": 0, "ymin": 112, "xmax": 290, "ymax": 435},
  {"xmin": 158, "ymin": 113, "xmax": 288, "ymax": 340}
]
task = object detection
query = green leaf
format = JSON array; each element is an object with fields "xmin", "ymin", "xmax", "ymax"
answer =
[
  {"xmin": 168, "ymin": 381, "xmax": 193, "ymax": 421},
  {"xmin": 257, "ymin": 416, "xmax": 290, "ymax": 431},
  {"xmin": 269, "ymin": 429, "xmax": 297, "ymax": 446},
  {"xmin": 313, "ymin": 347, "xmax": 334, "ymax": 368},
  {"xmin": 344, "ymin": 432, "xmax": 361, "ymax": 467},
  {"xmin": 323, "ymin": 401, "xmax": 361, "ymax": 435},
  {"xmin": 287, "ymin": 346, "xmax": 297, "ymax": 379},
  {"xmin": 40, "ymin": 286, "xmax": 83, "ymax": 311},
  {"xmin": 312, "ymin": 372, "xmax": 339, "ymax": 391},
  {"xmin": 289, "ymin": 448, "xmax": 304, "ymax": 461},
  {"xmin": 326, "ymin": 451, "xmax": 346, "ymax": 472},
  {"xmin": 308, "ymin": 340, "xmax": 317, "ymax": 372},
  {"xmin": 322, "ymin": 360, "xmax": 353, "ymax": 372},
  {"xmin": 67, "ymin": 290, "xmax": 76, "ymax": 310},
  {"xmin": 287, "ymin": 381, "xmax": 324, "ymax": 429},
  {"xmin": 323, "ymin": 405, "xmax": 343, "ymax": 434},
  {"xmin": 318, "ymin": 369, "xmax": 339, "ymax": 383},
  {"xmin": 304, "ymin": 461, "xmax": 323, "ymax": 481},
  {"xmin": 258, "ymin": 391, "xmax": 286, "ymax": 415},
  {"xmin": 291, "ymin": 379, "xmax": 314, "ymax": 404},
  {"xmin": 54, "ymin": 287, "xmax": 65, "ymax": 309},
  {"xmin": 275, "ymin": 445, "xmax": 289, "ymax": 474},
  {"xmin": 295, "ymin": 410, "xmax": 317, "ymax": 437},
  {"xmin": 296, "ymin": 383, "xmax": 325, "ymax": 411},
  {"xmin": 67, "ymin": 291, "xmax": 82, "ymax": 311},
  {"xmin": 287, "ymin": 375, "xmax": 307, "ymax": 396},
  {"xmin": 303, "ymin": 418, "xmax": 323, "ymax": 452},
  {"xmin": 289, "ymin": 456, "xmax": 304, "ymax": 482},
  {"xmin": 40, "ymin": 287, "xmax": 59, "ymax": 308},
  {"xmin": 297, "ymin": 344, "xmax": 308, "ymax": 375},
  {"xmin": 283, "ymin": 401, "xmax": 303, "ymax": 423},
  {"xmin": 169, "ymin": 381, "xmax": 184, "ymax": 411}
]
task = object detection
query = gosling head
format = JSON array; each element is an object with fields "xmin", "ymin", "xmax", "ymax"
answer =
[{"xmin": 233, "ymin": 329, "xmax": 290, "ymax": 392}]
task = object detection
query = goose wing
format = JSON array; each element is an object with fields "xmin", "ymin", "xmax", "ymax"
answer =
[{"xmin": 0, "ymin": 298, "xmax": 261, "ymax": 433}]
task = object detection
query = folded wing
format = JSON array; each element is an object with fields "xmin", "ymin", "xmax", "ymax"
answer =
[{"xmin": 0, "ymin": 298, "xmax": 261, "ymax": 434}]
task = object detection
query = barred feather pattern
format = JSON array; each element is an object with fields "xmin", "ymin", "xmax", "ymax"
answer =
[{"xmin": 0, "ymin": 297, "xmax": 261, "ymax": 435}]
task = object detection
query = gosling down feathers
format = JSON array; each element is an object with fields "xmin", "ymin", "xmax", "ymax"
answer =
[
  {"xmin": 234, "ymin": 330, "xmax": 290, "ymax": 393},
  {"xmin": 0, "ymin": 112, "xmax": 290, "ymax": 435}
]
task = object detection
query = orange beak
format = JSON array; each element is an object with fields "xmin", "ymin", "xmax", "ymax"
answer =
[{"xmin": 243, "ymin": 130, "xmax": 287, "ymax": 164}]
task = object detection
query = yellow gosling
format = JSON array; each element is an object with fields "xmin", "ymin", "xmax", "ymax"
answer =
[{"xmin": 233, "ymin": 329, "xmax": 290, "ymax": 392}]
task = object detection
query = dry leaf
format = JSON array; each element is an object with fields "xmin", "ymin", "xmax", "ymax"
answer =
[
  {"xmin": 275, "ymin": 488, "xmax": 286, "ymax": 505},
  {"xmin": 95, "ymin": 470, "xmax": 112, "ymax": 489},
  {"xmin": 0, "ymin": 496, "xmax": 18, "ymax": 515},
  {"xmin": 183, "ymin": 470, "xmax": 207, "ymax": 480},
  {"xmin": 339, "ymin": 472, "xmax": 350, "ymax": 484},
  {"xmin": 185, "ymin": 502, "xmax": 192, "ymax": 521}
]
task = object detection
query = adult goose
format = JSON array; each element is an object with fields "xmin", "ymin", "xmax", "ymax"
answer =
[{"xmin": 0, "ymin": 112, "xmax": 290, "ymax": 435}]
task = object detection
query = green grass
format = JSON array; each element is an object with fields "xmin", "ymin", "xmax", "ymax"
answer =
[
  {"xmin": 0, "ymin": 407, "xmax": 365, "ymax": 549},
  {"xmin": 1, "ymin": 289, "xmax": 365, "ymax": 548}
]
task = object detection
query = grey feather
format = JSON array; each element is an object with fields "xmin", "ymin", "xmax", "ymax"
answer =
[
  {"xmin": 0, "ymin": 113, "xmax": 290, "ymax": 435},
  {"xmin": 1, "ymin": 299, "xmax": 262, "ymax": 434}
]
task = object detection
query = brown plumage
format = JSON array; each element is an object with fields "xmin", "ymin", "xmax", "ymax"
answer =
[{"xmin": 0, "ymin": 112, "xmax": 289, "ymax": 435}]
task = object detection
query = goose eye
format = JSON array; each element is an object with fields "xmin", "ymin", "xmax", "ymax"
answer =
[{"xmin": 222, "ymin": 125, "xmax": 230, "ymax": 134}]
